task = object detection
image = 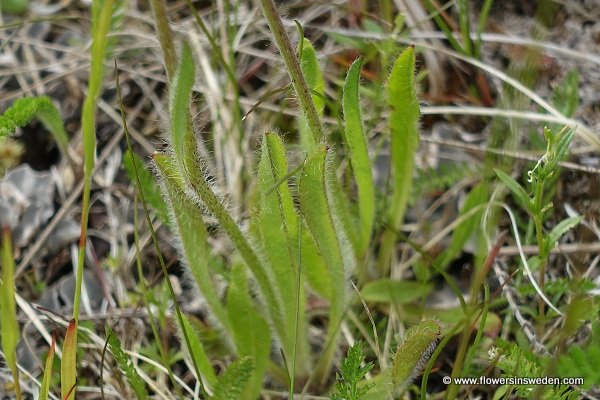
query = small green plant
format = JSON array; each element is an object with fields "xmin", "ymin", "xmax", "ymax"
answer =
[
  {"xmin": 493, "ymin": 340, "xmax": 580, "ymax": 399},
  {"xmin": 143, "ymin": 33, "xmax": 422, "ymax": 397},
  {"xmin": 0, "ymin": 96, "xmax": 70, "ymax": 163},
  {"xmin": 331, "ymin": 342, "xmax": 375, "ymax": 400},
  {"xmin": 495, "ymin": 126, "xmax": 581, "ymax": 315}
]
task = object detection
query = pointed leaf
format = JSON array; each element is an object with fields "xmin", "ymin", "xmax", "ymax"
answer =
[
  {"xmin": 39, "ymin": 336, "xmax": 56, "ymax": 400},
  {"xmin": 361, "ymin": 279, "xmax": 430, "ymax": 304},
  {"xmin": 298, "ymin": 37, "xmax": 325, "ymax": 150},
  {"xmin": 61, "ymin": 319, "xmax": 77, "ymax": 400},
  {"xmin": 342, "ymin": 58, "xmax": 374, "ymax": 255},
  {"xmin": 298, "ymin": 146, "xmax": 346, "ymax": 379},
  {"xmin": 494, "ymin": 169, "xmax": 532, "ymax": 212},
  {"xmin": 391, "ymin": 319, "xmax": 442, "ymax": 392},
  {"xmin": 153, "ymin": 153, "xmax": 232, "ymax": 336}
]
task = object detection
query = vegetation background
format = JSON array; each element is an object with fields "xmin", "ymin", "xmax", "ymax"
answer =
[{"xmin": 0, "ymin": 0, "xmax": 599, "ymax": 399}]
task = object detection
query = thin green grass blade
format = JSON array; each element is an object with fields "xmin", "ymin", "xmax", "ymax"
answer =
[
  {"xmin": 298, "ymin": 37, "xmax": 325, "ymax": 150},
  {"xmin": 378, "ymin": 46, "xmax": 420, "ymax": 272},
  {"xmin": 226, "ymin": 263, "xmax": 271, "ymax": 400},
  {"xmin": 179, "ymin": 315, "xmax": 218, "ymax": 394},
  {"xmin": 105, "ymin": 327, "xmax": 148, "ymax": 400},
  {"xmin": 298, "ymin": 146, "xmax": 346, "ymax": 381},
  {"xmin": 256, "ymin": 132, "xmax": 307, "ymax": 374},
  {"xmin": 39, "ymin": 335, "xmax": 56, "ymax": 400},
  {"xmin": 0, "ymin": 96, "xmax": 69, "ymax": 162},
  {"xmin": 421, "ymin": 0, "xmax": 465, "ymax": 54},
  {"xmin": 1, "ymin": 227, "xmax": 21, "ymax": 400},
  {"xmin": 61, "ymin": 319, "xmax": 77, "ymax": 400},
  {"xmin": 457, "ymin": 0, "xmax": 473, "ymax": 56},
  {"xmin": 475, "ymin": 0, "xmax": 494, "ymax": 58},
  {"xmin": 342, "ymin": 58, "xmax": 374, "ymax": 257},
  {"xmin": 153, "ymin": 153, "xmax": 233, "ymax": 337}
]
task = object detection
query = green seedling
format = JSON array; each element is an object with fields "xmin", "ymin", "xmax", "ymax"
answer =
[
  {"xmin": 495, "ymin": 127, "xmax": 581, "ymax": 315},
  {"xmin": 331, "ymin": 341, "xmax": 375, "ymax": 400}
]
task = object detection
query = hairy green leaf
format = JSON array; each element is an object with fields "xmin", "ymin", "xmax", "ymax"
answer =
[
  {"xmin": 298, "ymin": 37, "xmax": 325, "ymax": 150},
  {"xmin": 391, "ymin": 319, "xmax": 441, "ymax": 393},
  {"xmin": 153, "ymin": 153, "xmax": 232, "ymax": 336},
  {"xmin": 256, "ymin": 133, "xmax": 307, "ymax": 373},
  {"xmin": 342, "ymin": 58, "xmax": 374, "ymax": 256},
  {"xmin": 379, "ymin": 46, "xmax": 420, "ymax": 272},
  {"xmin": 169, "ymin": 43, "xmax": 203, "ymax": 185},
  {"xmin": 299, "ymin": 146, "xmax": 346, "ymax": 379}
]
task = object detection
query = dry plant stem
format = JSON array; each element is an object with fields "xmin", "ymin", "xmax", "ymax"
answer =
[{"xmin": 256, "ymin": 0, "xmax": 323, "ymax": 144}]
